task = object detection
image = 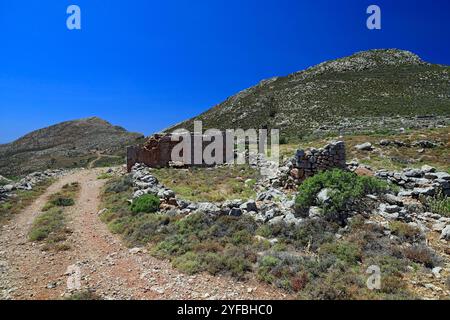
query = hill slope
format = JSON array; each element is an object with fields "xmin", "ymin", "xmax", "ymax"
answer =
[
  {"xmin": 0, "ymin": 117, "xmax": 144, "ymax": 176},
  {"xmin": 170, "ymin": 49, "xmax": 450, "ymax": 138}
]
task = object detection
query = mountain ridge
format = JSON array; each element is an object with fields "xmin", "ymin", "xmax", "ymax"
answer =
[
  {"xmin": 0, "ymin": 117, "xmax": 144, "ymax": 176},
  {"xmin": 168, "ymin": 49, "xmax": 450, "ymax": 138}
]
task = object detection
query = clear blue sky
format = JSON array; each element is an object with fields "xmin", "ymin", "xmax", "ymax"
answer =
[{"xmin": 1, "ymin": 0, "xmax": 450, "ymax": 143}]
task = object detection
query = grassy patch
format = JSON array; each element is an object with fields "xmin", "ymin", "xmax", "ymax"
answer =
[
  {"xmin": 28, "ymin": 182, "xmax": 80, "ymax": 251},
  {"xmin": 42, "ymin": 182, "xmax": 79, "ymax": 212},
  {"xmin": 422, "ymin": 191, "xmax": 450, "ymax": 217},
  {"xmin": 0, "ymin": 179, "xmax": 54, "ymax": 226},
  {"xmin": 97, "ymin": 173, "xmax": 113, "ymax": 180},
  {"xmin": 152, "ymin": 165, "xmax": 259, "ymax": 202}
]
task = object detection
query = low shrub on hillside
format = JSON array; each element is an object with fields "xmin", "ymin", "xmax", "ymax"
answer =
[
  {"xmin": 389, "ymin": 221, "xmax": 423, "ymax": 242},
  {"xmin": 295, "ymin": 169, "xmax": 395, "ymax": 220},
  {"xmin": 131, "ymin": 194, "xmax": 160, "ymax": 214},
  {"xmin": 422, "ymin": 191, "xmax": 450, "ymax": 217},
  {"xmin": 403, "ymin": 245, "xmax": 441, "ymax": 268}
]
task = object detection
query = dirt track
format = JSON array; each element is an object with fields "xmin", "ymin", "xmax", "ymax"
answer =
[{"xmin": 0, "ymin": 169, "xmax": 290, "ymax": 300}]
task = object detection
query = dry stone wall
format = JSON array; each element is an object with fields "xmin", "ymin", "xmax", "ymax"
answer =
[{"xmin": 290, "ymin": 141, "xmax": 346, "ymax": 182}]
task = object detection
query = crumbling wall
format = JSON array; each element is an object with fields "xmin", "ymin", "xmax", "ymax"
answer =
[
  {"xmin": 127, "ymin": 133, "xmax": 233, "ymax": 172},
  {"xmin": 289, "ymin": 141, "xmax": 346, "ymax": 183}
]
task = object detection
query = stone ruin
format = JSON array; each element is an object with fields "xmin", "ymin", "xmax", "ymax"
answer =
[
  {"xmin": 127, "ymin": 133, "xmax": 233, "ymax": 172},
  {"xmin": 289, "ymin": 141, "xmax": 346, "ymax": 183}
]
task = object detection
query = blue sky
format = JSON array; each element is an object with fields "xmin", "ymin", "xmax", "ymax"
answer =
[{"xmin": 1, "ymin": 0, "xmax": 450, "ymax": 143}]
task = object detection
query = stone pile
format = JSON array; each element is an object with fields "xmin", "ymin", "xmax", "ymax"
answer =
[
  {"xmin": 130, "ymin": 163, "xmax": 176, "ymax": 203},
  {"xmin": 379, "ymin": 139, "xmax": 440, "ymax": 149},
  {"xmin": 0, "ymin": 169, "xmax": 66, "ymax": 203},
  {"xmin": 375, "ymin": 165, "xmax": 450, "ymax": 197}
]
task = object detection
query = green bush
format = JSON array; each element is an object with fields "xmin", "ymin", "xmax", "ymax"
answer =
[
  {"xmin": 319, "ymin": 242, "xmax": 362, "ymax": 265},
  {"xmin": 295, "ymin": 169, "xmax": 394, "ymax": 217},
  {"xmin": 131, "ymin": 194, "xmax": 160, "ymax": 214},
  {"xmin": 51, "ymin": 197, "xmax": 75, "ymax": 207}
]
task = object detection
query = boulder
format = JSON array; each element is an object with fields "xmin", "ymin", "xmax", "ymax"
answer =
[
  {"xmin": 440, "ymin": 225, "xmax": 450, "ymax": 241},
  {"xmin": 355, "ymin": 142, "xmax": 373, "ymax": 151},
  {"xmin": 317, "ymin": 188, "xmax": 333, "ymax": 204}
]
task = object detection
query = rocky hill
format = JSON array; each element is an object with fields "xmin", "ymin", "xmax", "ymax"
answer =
[
  {"xmin": 0, "ymin": 117, "xmax": 144, "ymax": 176},
  {"xmin": 169, "ymin": 49, "xmax": 450, "ymax": 138}
]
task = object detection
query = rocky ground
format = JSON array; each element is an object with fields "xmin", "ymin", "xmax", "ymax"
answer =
[{"xmin": 0, "ymin": 138, "xmax": 449, "ymax": 300}]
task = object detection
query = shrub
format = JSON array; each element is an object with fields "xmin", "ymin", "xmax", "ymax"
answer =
[
  {"xmin": 173, "ymin": 252, "xmax": 203, "ymax": 275},
  {"xmin": 389, "ymin": 221, "xmax": 422, "ymax": 242},
  {"xmin": 403, "ymin": 245, "xmax": 441, "ymax": 268},
  {"xmin": 320, "ymin": 242, "xmax": 362, "ymax": 265},
  {"xmin": 105, "ymin": 175, "xmax": 134, "ymax": 193},
  {"xmin": 131, "ymin": 194, "xmax": 160, "ymax": 214},
  {"xmin": 423, "ymin": 191, "xmax": 450, "ymax": 217},
  {"xmin": 295, "ymin": 169, "xmax": 394, "ymax": 219},
  {"xmin": 51, "ymin": 197, "xmax": 75, "ymax": 207}
]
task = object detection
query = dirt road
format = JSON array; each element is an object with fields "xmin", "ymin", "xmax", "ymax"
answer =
[{"xmin": 0, "ymin": 169, "xmax": 290, "ymax": 300}]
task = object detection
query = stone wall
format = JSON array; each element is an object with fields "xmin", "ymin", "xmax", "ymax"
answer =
[{"xmin": 289, "ymin": 141, "xmax": 346, "ymax": 182}]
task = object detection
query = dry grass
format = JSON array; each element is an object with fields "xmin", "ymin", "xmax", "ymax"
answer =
[
  {"xmin": 152, "ymin": 165, "xmax": 259, "ymax": 202},
  {"xmin": 280, "ymin": 126, "xmax": 450, "ymax": 172}
]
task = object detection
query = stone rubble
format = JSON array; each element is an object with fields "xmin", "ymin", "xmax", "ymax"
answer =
[{"xmin": 0, "ymin": 169, "xmax": 67, "ymax": 203}]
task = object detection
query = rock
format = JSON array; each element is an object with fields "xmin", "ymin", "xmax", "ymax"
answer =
[
  {"xmin": 268, "ymin": 216, "xmax": 284, "ymax": 225},
  {"xmin": 355, "ymin": 142, "xmax": 373, "ymax": 151},
  {"xmin": 223, "ymin": 199, "xmax": 243, "ymax": 209},
  {"xmin": 256, "ymin": 188, "xmax": 284, "ymax": 201},
  {"xmin": 384, "ymin": 205, "xmax": 401, "ymax": 214},
  {"xmin": 440, "ymin": 225, "xmax": 450, "ymax": 240},
  {"xmin": 240, "ymin": 200, "xmax": 258, "ymax": 212},
  {"xmin": 2, "ymin": 185, "xmax": 15, "ymax": 192},
  {"xmin": 432, "ymin": 222, "xmax": 446, "ymax": 232},
  {"xmin": 421, "ymin": 165, "xmax": 436, "ymax": 173},
  {"xmin": 403, "ymin": 169, "xmax": 423, "ymax": 178},
  {"xmin": 129, "ymin": 248, "xmax": 144, "ymax": 255},
  {"xmin": 432, "ymin": 267, "xmax": 442, "ymax": 279},
  {"xmin": 383, "ymin": 194, "xmax": 403, "ymax": 206},
  {"xmin": 97, "ymin": 208, "xmax": 108, "ymax": 216},
  {"xmin": 228, "ymin": 208, "xmax": 243, "ymax": 217},
  {"xmin": 309, "ymin": 206, "xmax": 322, "ymax": 218},
  {"xmin": 425, "ymin": 172, "xmax": 450, "ymax": 181},
  {"xmin": 317, "ymin": 188, "xmax": 333, "ymax": 204},
  {"xmin": 197, "ymin": 202, "xmax": 221, "ymax": 215},
  {"xmin": 283, "ymin": 213, "xmax": 303, "ymax": 226},
  {"xmin": 412, "ymin": 187, "xmax": 435, "ymax": 197}
]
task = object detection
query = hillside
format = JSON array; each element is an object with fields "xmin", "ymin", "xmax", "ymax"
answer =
[
  {"xmin": 169, "ymin": 49, "xmax": 450, "ymax": 138},
  {"xmin": 0, "ymin": 117, "xmax": 144, "ymax": 176}
]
